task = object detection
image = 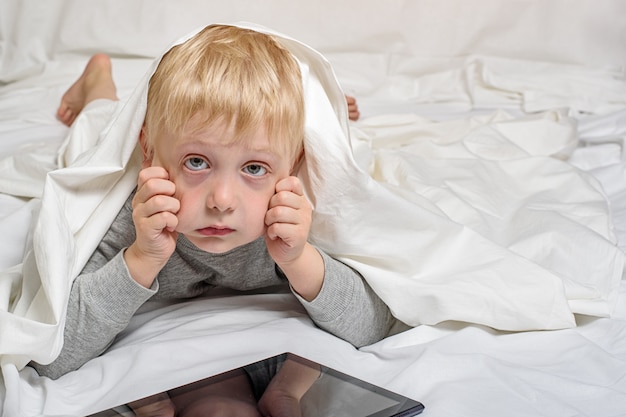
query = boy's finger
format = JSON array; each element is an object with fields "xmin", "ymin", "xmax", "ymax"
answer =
[
  {"xmin": 137, "ymin": 166, "xmax": 170, "ymax": 186},
  {"xmin": 265, "ymin": 204, "xmax": 298, "ymax": 226},
  {"xmin": 274, "ymin": 176, "xmax": 303, "ymax": 195},
  {"xmin": 142, "ymin": 194, "xmax": 181, "ymax": 217},
  {"xmin": 268, "ymin": 189, "xmax": 310, "ymax": 212},
  {"xmin": 149, "ymin": 211, "xmax": 179, "ymax": 234},
  {"xmin": 133, "ymin": 178, "xmax": 176, "ymax": 210}
]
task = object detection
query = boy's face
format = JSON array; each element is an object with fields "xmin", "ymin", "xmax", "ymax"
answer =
[{"xmin": 149, "ymin": 115, "xmax": 294, "ymax": 254}]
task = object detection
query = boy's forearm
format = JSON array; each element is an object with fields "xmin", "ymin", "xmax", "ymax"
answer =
[
  {"xmin": 295, "ymin": 251, "xmax": 396, "ymax": 347},
  {"xmin": 277, "ymin": 243, "xmax": 324, "ymax": 301},
  {"xmin": 31, "ymin": 252, "xmax": 154, "ymax": 379}
]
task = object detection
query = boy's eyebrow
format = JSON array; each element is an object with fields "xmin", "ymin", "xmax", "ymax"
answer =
[
  {"xmin": 246, "ymin": 144, "xmax": 281, "ymax": 156},
  {"xmin": 175, "ymin": 138, "xmax": 282, "ymax": 159},
  {"xmin": 238, "ymin": 146, "xmax": 284, "ymax": 164}
]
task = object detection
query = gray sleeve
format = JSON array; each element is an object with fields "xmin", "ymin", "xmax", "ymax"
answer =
[
  {"xmin": 293, "ymin": 250, "xmax": 396, "ymax": 348},
  {"xmin": 30, "ymin": 251, "xmax": 156, "ymax": 379}
]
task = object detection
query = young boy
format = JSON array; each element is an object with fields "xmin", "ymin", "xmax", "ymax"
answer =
[{"xmin": 30, "ymin": 24, "xmax": 393, "ymax": 411}]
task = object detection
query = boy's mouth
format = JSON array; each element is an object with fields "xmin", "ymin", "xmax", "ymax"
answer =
[{"xmin": 197, "ymin": 226, "xmax": 235, "ymax": 236}]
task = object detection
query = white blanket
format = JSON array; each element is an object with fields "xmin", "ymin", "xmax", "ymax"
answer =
[
  {"xmin": 0, "ymin": 21, "xmax": 623, "ymax": 376},
  {"xmin": 2, "ymin": 2, "xmax": 626, "ymax": 415}
]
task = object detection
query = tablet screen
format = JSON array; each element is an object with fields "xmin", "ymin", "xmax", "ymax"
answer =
[
  {"xmin": 290, "ymin": 353, "xmax": 425, "ymax": 417},
  {"xmin": 89, "ymin": 352, "xmax": 424, "ymax": 417}
]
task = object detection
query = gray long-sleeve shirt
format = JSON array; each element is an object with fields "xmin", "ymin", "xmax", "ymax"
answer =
[{"xmin": 31, "ymin": 193, "xmax": 394, "ymax": 379}]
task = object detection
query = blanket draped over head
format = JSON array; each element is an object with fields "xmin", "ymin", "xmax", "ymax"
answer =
[{"xmin": 0, "ymin": 22, "xmax": 623, "ymax": 369}]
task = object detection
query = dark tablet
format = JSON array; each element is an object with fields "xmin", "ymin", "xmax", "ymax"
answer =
[{"xmin": 89, "ymin": 352, "xmax": 424, "ymax": 417}]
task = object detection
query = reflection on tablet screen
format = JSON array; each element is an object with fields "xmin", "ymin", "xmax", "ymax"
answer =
[
  {"xmin": 89, "ymin": 352, "xmax": 424, "ymax": 417},
  {"xmin": 291, "ymin": 353, "xmax": 424, "ymax": 417}
]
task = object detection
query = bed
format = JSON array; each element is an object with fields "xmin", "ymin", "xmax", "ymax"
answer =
[{"xmin": 1, "ymin": 1, "xmax": 626, "ymax": 416}]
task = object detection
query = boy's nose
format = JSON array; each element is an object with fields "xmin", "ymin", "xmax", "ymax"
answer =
[{"xmin": 206, "ymin": 177, "xmax": 235, "ymax": 212}]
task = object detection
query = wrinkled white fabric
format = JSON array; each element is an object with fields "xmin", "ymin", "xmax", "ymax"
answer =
[{"xmin": 0, "ymin": 22, "xmax": 623, "ymax": 372}]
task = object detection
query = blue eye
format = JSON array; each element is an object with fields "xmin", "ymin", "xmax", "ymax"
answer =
[
  {"xmin": 184, "ymin": 157, "xmax": 208, "ymax": 171},
  {"xmin": 243, "ymin": 164, "xmax": 267, "ymax": 176}
]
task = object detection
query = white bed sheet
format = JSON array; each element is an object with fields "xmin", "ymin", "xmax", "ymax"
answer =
[{"xmin": 2, "ymin": 1, "xmax": 626, "ymax": 416}]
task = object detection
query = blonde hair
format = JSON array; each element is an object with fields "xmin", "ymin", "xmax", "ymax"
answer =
[{"xmin": 144, "ymin": 24, "xmax": 305, "ymax": 163}]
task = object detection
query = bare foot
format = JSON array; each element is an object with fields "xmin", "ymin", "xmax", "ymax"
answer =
[
  {"xmin": 57, "ymin": 53, "xmax": 118, "ymax": 127},
  {"xmin": 345, "ymin": 95, "xmax": 360, "ymax": 121}
]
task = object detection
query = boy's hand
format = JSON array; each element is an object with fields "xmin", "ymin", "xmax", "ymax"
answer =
[
  {"xmin": 124, "ymin": 166, "xmax": 180, "ymax": 288},
  {"xmin": 265, "ymin": 176, "xmax": 324, "ymax": 301},
  {"xmin": 265, "ymin": 176, "xmax": 312, "ymax": 265}
]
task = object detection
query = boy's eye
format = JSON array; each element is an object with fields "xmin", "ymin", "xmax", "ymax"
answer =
[
  {"xmin": 184, "ymin": 157, "xmax": 208, "ymax": 171},
  {"xmin": 243, "ymin": 164, "xmax": 267, "ymax": 176}
]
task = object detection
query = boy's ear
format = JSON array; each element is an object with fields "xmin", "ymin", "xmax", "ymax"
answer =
[{"xmin": 139, "ymin": 126, "xmax": 152, "ymax": 168}]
